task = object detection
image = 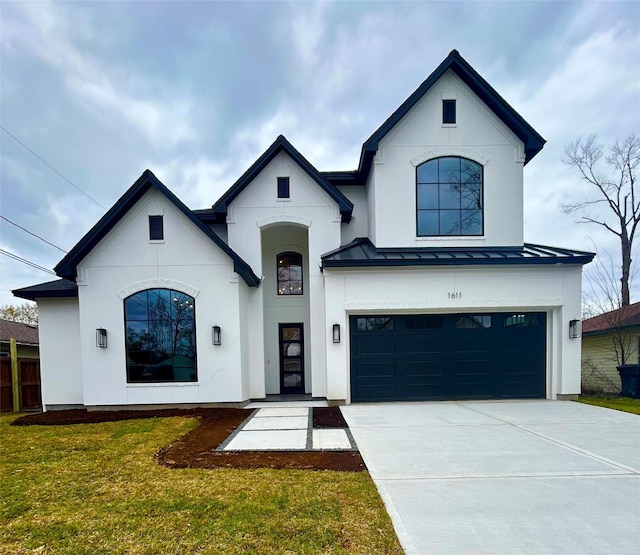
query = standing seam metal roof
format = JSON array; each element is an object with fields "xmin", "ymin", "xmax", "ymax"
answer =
[{"xmin": 321, "ymin": 238, "xmax": 595, "ymax": 267}]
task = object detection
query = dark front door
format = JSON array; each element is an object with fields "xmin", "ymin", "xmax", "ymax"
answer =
[{"xmin": 279, "ymin": 323, "xmax": 305, "ymax": 394}]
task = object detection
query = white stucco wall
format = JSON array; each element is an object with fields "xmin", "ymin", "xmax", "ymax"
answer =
[
  {"xmin": 261, "ymin": 225, "xmax": 310, "ymax": 394},
  {"xmin": 370, "ymin": 69, "xmax": 526, "ymax": 249},
  {"xmin": 225, "ymin": 151, "xmax": 342, "ymax": 398},
  {"xmin": 74, "ymin": 188, "xmax": 248, "ymax": 407},
  {"xmin": 337, "ymin": 185, "xmax": 368, "ymax": 244},
  {"xmin": 324, "ymin": 264, "xmax": 584, "ymax": 403},
  {"xmin": 37, "ymin": 299, "xmax": 83, "ymax": 409}
]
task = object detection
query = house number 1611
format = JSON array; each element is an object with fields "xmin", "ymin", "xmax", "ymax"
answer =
[{"xmin": 448, "ymin": 292, "xmax": 462, "ymax": 299}]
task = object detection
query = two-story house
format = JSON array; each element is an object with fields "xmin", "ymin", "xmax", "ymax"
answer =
[{"xmin": 14, "ymin": 50, "xmax": 593, "ymax": 410}]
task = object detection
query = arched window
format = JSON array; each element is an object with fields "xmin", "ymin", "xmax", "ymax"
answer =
[
  {"xmin": 416, "ymin": 157, "xmax": 483, "ymax": 236},
  {"xmin": 277, "ymin": 252, "xmax": 303, "ymax": 295},
  {"xmin": 124, "ymin": 289, "xmax": 196, "ymax": 383}
]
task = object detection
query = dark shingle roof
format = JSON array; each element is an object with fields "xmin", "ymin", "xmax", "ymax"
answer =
[
  {"xmin": 12, "ymin": 279, "xmax": 79, "ymax": 300},
  {"xmin": 582, "ymin": 302, "xmax": 640, "ymax": 335},
  {"xmin": 0, "ymin": 319, "xmax": 39, "ymax": 346},
  {"xmin": 321, "ymin": 238, "xmax": 595, "ymax": 268}
]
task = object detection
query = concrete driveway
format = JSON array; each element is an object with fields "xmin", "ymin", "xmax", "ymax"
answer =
[{"xmin": 341, "ymin": 401, "xmax": 639, "ymax": 555}]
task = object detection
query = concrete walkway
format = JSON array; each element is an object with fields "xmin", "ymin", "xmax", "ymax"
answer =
[
  {"xmin": 218, "ymin": 407, "xmax": 356, "ymax": 451},
  {"xmin": 341, "ymin": 400, "xmax": 640, "ymax": 555}
]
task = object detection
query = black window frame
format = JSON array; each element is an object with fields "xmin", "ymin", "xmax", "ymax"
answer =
[
  {"xmin": 277, "ymin": 251, "xmax": 303, "ymax": 295},
  {"xmin": 124, "ymin": 288, "xmax": 197, "ymax": 383},
  {"xmin": 277, "ymin": 176, "xmax": 290, "ymax": 199},
  {"xmin": 442, "ymin": 99, "xmax": 456, "ymax": 124},
  {"xmin": 149, "ymin": 215, "xmax": 164, "ymax": 240},
  {"xmin": 416, "ymin": 156, "xmax": 484, "ymax": 237}
]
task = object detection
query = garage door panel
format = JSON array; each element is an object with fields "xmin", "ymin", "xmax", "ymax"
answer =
[
  {"xmin": 350, "ymin": 312, "xmax": 546, "ymax": 402},
  {"xmin": 352, "ymin": 337, "xmax": 396, "ymax": 356}
]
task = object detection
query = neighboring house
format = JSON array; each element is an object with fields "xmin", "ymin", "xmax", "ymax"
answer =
[
  {"xmin": 581, "ymin": 303, "xmax": 640, "ymax": 393},
  {"xmin": 0, "ymin": 319, "xmax": 41, "ymax": 411},
  {"xmin": 0, "ymin": 319, "xmax": 39, "ymax": 359},
  {"xmin": 14, "ymin": 50, "xmax": 594, "ymax": 411}
]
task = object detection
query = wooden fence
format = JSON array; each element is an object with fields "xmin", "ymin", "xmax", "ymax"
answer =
[{"xmin": 0, "ymin": 358, "xmax": 42, "ymax": 412}]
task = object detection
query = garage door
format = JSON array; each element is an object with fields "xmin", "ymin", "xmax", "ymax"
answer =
[{"xmin": 350, "ymin": 312, "xmax": 546, "ymax": 402}]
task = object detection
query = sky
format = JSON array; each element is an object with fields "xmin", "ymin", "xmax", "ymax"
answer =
[{"xmin": 1, "ymin": 0, "xmax": 639, "ymax": 308}]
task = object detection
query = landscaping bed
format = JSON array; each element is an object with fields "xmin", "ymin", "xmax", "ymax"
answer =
[{"xmin": 12, "ymin": 406, "xmax": 365, "ymax": 472}]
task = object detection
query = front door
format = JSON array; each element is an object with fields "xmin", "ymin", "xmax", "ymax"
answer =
[{"xmin": 279, "ymin": 323, "xmax": 305, "ymax": 394}]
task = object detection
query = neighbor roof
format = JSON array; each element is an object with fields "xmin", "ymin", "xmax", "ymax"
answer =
[
  {"xmin": 211, "ymin": 135, "xmax": 354, "ymax": 222},
  {"xmin": 582, "ymin": 302, "xmax": 640, "ymax": 335},
  {"xmin": 13, "ymin": 278, "xmax": 79, "ymax": 301},
  {"xmin": 53, "ymin": 170, "xmax": 260, "ymax": 287},
  {"xmin": 324, "ymin": 49, "xmax": 546, "ymax": 188},
  {"xmin": 0, "ymin": 319, "xmax": 39, "ymax": 346},
  {"xmin": 321, "ymin": 238, "xmax": 595, "ymax": 269}
]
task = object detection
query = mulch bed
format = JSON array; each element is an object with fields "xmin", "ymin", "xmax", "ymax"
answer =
[{"xmin": 11, "ymin": 406, "xmax": 365, "ymax": 472}]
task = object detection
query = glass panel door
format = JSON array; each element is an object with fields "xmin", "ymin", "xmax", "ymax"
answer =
[{"xmin": 279, "ymin": 323, "xmax": 305, "ymax": 394}]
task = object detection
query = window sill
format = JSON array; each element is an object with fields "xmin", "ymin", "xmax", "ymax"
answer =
[
  {"xmin": 416, "ymin": 236, "xmax": 485, "ymax": 242},
  {"xmin": 148, "ymin": 240, "xmax": 165, "ymax": 244},
  {"xmin": 126, "ymin": 382, "xmax": 198, "ymax": 388},
  {"xmin": 276, "ymin": 198, "xmax": 291, "ymax": 203},
  {"xmin": 441, "ymin": 123, "xmax": 457, "ymax": 128}
]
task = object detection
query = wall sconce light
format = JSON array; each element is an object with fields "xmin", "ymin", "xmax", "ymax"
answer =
[
  {"xmin": 212, "ymin": 325, "xmax": 221, "ymax": 346},
  {"xmin": 333, "ymin": 323, "xmax": 341, "ymax": 343},
  {"xmin": 96, "ymin": 328, "xmax": 107, "ymax": 348},
  {"xmin": 569, "ymin": 319, "xmax": 581, "ymax": 339}
]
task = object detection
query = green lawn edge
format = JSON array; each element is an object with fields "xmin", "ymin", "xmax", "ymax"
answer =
[{"xmin": 575, "ymin": 394, "xmax": 640, "ymax": 415}]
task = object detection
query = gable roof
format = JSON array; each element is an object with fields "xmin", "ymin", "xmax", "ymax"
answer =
[
  {"xmin": 583, "ymin": 302, "xmax": 640, "ymax": 336},
  {"xmin": 321, "ymin": 238, "xmax": 594, "ymax": 269},
  {"xmin": 0, "ymin": 319, "xmax": 39, "ymax": 346},
  {"xmin": 211, "ymin": 135, "xmax": 354, "ymax": 222},
  {"xmin": 327, "ymin": 50, "xmax": 545, "ymax": 187},
  {"xmin": 13, "ymin": 278, "xmax": 79, "ymax": 301},
  {"xmin": 54, "ymin": 170, "xmax": 261, "ymax": 287}
]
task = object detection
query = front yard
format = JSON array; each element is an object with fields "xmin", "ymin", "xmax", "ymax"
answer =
[
  {"xmin": 576, "ymin": 394, "xmax": 640, "ymax": 415},
  {"xmin": 0, "ymin": 413, "xmax": 402, "ymax": 555}
]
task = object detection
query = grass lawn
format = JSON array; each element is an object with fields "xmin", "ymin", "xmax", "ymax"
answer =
[
  {"xmin": 0, "ymin": 414, "xmax": 402, "ymax": 555},
  {"xmin": 575, "ymin": 394, "xmax": 640, "ymax": 415}
]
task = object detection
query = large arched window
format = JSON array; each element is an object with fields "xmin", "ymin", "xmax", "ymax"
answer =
[
  {"xmin": 417, "ymin": 157, "xmax": 483, "ymax": 236},
  {"xmin": 277, "ymin": 252, "xmax": 303, "ymax": 295},
  {"xmin": 124, "ymin": 289, "xmax": 197, "ymax": 383}
]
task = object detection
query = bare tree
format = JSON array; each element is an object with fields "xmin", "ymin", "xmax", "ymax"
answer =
[
  {"xmin": 563, "ymin": 134, "xmax": 639, "ymax": 306},
  {"xmin": 0, "ymin": 302, "xmax": 38, "ymax": 324}
]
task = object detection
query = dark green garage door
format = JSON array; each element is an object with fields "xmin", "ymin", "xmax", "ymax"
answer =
[{"xmin": 350, "ymin": 312, "xmax": 546, "ymax": 402}]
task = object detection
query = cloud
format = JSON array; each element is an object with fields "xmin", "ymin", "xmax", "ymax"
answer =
[{"xmin": 2, "ymin": 2, "xmax": 196, "ymax": 148}]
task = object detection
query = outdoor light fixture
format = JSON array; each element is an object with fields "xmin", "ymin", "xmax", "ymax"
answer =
[
  {"xmin": 96, "ymin": 328, "xmax": 107, "ymax": 348},
  {"xmin": 569, "ymin": 319, "xmax": 581, "ymax": 339},
  {"xmin": 212, "ymin": 325, "xmax": 221, "ymax": 346},
  {"xmin": 333, "ymin": 323, "xmax": 341, "ymax": 343}
]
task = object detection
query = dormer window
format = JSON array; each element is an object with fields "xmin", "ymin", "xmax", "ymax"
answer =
[
  {"xmin": 442, "ymin": 99, "xmax": 456, "ymax": 124},
  {"xmin": 149, "ymin": 215, "xmax": 164, "ymax": 240},
  {"xmin": 417, "ymin": 157, "xmax": 483, "ymax": 236},
  {"xmin": 277, "ymin": 252, "xmax": 302, "ymax": 295},
  {"xmin": 277, "ymin": 176, "xmax": 290, "ymax": 199}
]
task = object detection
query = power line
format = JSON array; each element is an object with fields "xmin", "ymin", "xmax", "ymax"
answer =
[
  {"xmin": 0, "ymin": 248, "xmax": 57, "ymax": 276},
  {"xmin": 0, "ymin": 126, "xmax": 107, "ymax": 210},
  {"xmin": 0, "ymin": 215, "xmax": 68, "ymax": 253}
]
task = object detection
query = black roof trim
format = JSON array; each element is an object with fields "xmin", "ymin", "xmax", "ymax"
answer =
[
  {"xmin": 357, "ymin": 49, "xmax": 546, "ymax": 181},
  {"xmin": 211, "ymin": 135, "xmax": 354, "ymax": 222},
  {"xmin": 12, "ymin": 279, "xmax": 78, "ymax": 301},
  {"xmin": 193, "ymin": 208, "xmax": 226, "ymax": 225},
  {"xmin": 54, "ymin": 170, "xmax": 261, "ymax": 287},
  {"xmin": 321, "ymin": 238, "xmax": 594, "ymax": 269},
  {"xmin": 321, "ymin": 171, "xmax": 363, "ymax": 187}
]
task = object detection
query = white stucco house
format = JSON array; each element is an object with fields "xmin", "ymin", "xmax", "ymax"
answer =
[{"xmin": 14, "ymin": 50, "xmax": 594, "ymax": 410}]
